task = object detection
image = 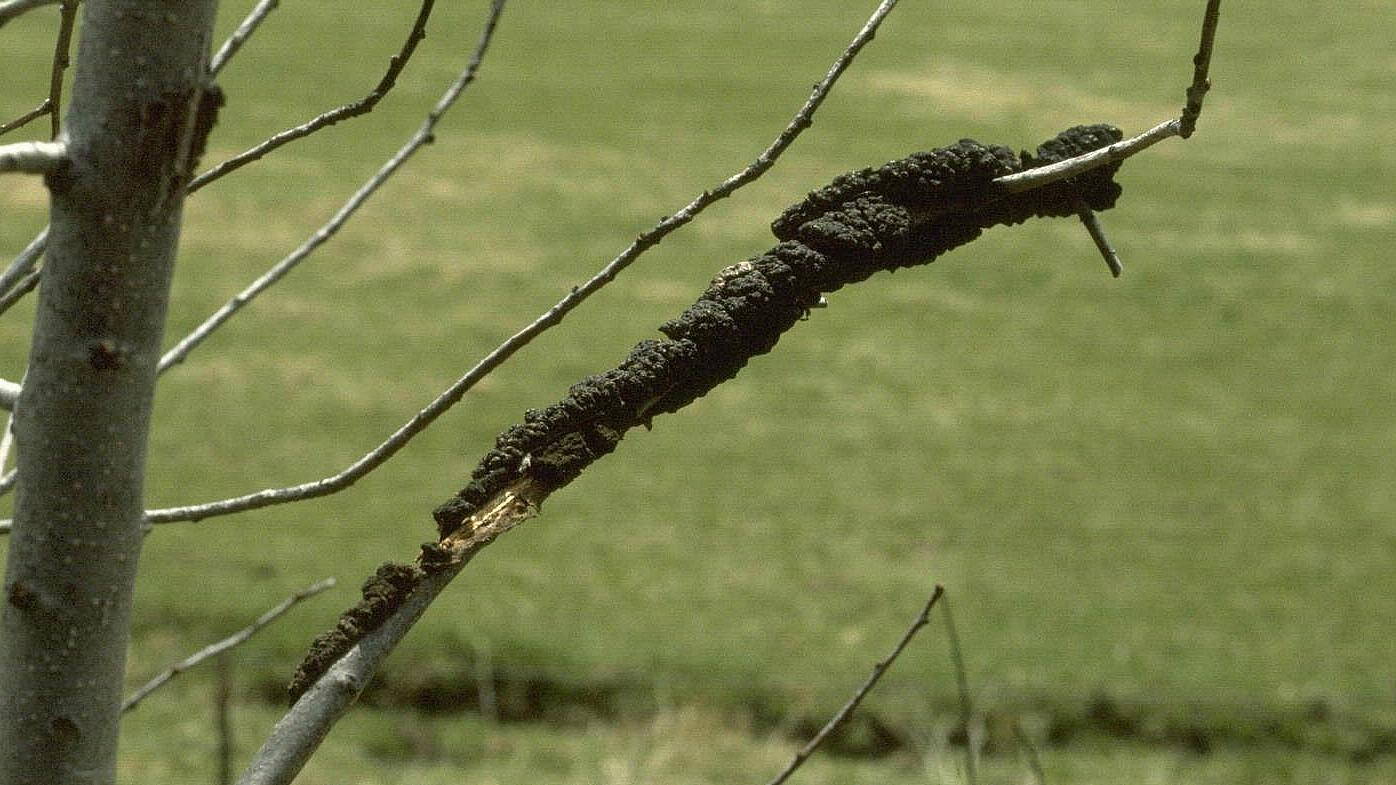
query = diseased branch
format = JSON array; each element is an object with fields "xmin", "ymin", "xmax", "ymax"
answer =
[
  {"xmin": 236, "ymin": 481, "xmax": 538, "ymax": 785},
  {"xmin": 239, "ymin": 1, "xmax": 1222, "ymax": 775},
  {"xmin": 188, "ymin": 0, "xmax": 438, "ymax": 193},
  {"xmin": 47, "ymin": 0, "xmax": 78, "ymax": 138},
  {"xmin": 147, "ymin": 0, "xmax": 904, "ymax": 526},
  {"xmin": 993, "ymin": 118, "xmax": 1178, "ymax": 194},
  {"xmin": 210, "ymin": 0, "xmax": 281, "ymax": 77},
  {"xmin": 767, "ymin": 585, "xmax": 945, "ymax": 785},
  {"xmin": 264, "ymin": 123, "xmax": 1127, "ymax": 785},
  {"xmin": 0, "ymin": 139, "xmax": 67, "ymax": 174},
  {"xmin": 121, "ymin": 578, "xmax": 336, "ymax": 714},
  {"xmin": 0, "ymin": 100, "xmax": 52, "ymax": 137},
  {"xmin": 160, "ymin": 0, "xmax": 504, "ymax": 374},
  {"xmin": 0, "ymin": 0, "xmax": 56, "ymax": 27}
]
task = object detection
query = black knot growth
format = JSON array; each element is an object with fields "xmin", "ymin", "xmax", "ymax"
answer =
[{"xmin": 430, "ymin": 124, "xmax": 1126, "ymax": 540}]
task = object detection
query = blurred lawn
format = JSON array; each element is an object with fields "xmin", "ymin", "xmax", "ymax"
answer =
[{"xmin": 2, "ymin": 0, "xmax": 1394, "ymax": 782}]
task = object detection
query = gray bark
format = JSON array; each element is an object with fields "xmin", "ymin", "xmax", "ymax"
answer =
[{"xmin": 0, "ymin": 2, "xmax": 220, "ymax": 783}]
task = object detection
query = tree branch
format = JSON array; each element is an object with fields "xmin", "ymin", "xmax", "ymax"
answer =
[
  {"xmin": 1181, "ymin": 0, "xmax": 1222, "ymax": 138},
  {"xmin": 210, "ymin": 0, "xmax": 281, "ymax": 77},
  {"xmin": 146, "ymin": 0, "xmax": 904, "ymax": 526},
  {"xmin": 0, "ymin": 100, "xmax": 52, "ymax": 138},
  {"xmin": 0, "ymin": 267, "xmax": 41, "ymax": 318},
  {"xmin": 0, "ymin": 0, "xmax": 56, "ymax": 27},
  {"xmin": 188, "ymin": 0, "xmax": 438, "ymax": 193},
  {"xmin": 160, "ymin": 0, "xmax": 505, "ymax": 374},
  {"xmin": 121, "ymin": 578, "xmax": 336, "ymax": 714},
  {"xmin": 0, "ymin": 139, "xmax": 67, "ymax": 174},
  {"xmin": 0, "ymin": 379, "xmax": 18, "ymax": 411},
  {"xmin": 766, "ymin": 585, "xmax": 945, "ymax": 785},
  {"xmin": 993, "ymin": 0, "xmax": 1222, "ymax": 193},
  {"xmin": 0, "ymin": 226, "xmax": 46, "ymax": 308},
  {"xmin": 994, "ymin": 118, "xmax": 1179, "ymax": 193},
  {"xmin": 942, "ymin": 593, "xmax": 980, "ymax": 785},
  {"xmin": 46, "ymin": 0, "xmax": 78, "ymax": 138},
  {"xmin": 236, "ymin": 480, "xmax": 539, "ymax": 785}
]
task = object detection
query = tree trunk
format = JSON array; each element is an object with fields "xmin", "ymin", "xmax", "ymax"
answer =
[{"xmin": 0, "ymin": 2, "xmax": 220, "ymax": 783}]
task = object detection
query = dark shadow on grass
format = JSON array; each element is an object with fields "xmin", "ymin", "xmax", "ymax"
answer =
[{"xmin": 248, "ymin": 668, "xmax": 1396, "ymax": 764}]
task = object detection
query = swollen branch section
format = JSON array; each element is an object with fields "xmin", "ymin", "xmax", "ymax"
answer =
[{"xmin": 288, "ymin": 124, "xmax": 1126, "ymax": 700}]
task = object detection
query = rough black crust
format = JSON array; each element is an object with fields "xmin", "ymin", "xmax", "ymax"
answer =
[
  {"xmin": 431, "ymin": 124, "xmax": 1124, "ymax": 539},
  {"xmin": 287, "ymin": 562, "xmax": 424, "ymax": 700},
  {"xmin": 290, "ymin": 125, "xmax": 1125, "ymax": 701}
]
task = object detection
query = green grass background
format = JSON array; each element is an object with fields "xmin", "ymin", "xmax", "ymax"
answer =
[{"xmin": 2, "ymin": 0, "xmax": 1393, "ymax": 782}]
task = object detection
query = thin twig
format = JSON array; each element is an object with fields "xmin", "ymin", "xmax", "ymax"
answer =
[
  {"xmin": 942, "ymin": 594, "xmax": 978, "ymax": 785},
  {"xmin": 0, "ymin": 226, "xmax": 47, "ymax": 304},
  {"xmin": 0, "ymin": 370, "xmax": 21, "ymax": 500},
  {"xmin": 995, "ymin": 1, "xmax": 1221, "ymax": 193},
  {"xmin": 210, "ymin": 0, "xmax": 280, "ymax": 77},
  {"xmin": 0, "ymin": 139, "xmax": 67, "ymax": 174},
  {"xmin": 188, "ymin": 0, "xmax": 437, "ymax": 193},
  {"xmin": 0, "ymin": 99, "xmax": 52, "ymax": 137},
  {"xmin": 161, "ymin": 0, "xmax": 499, "ymax": 373},
  {"xmin": 216, "ymin": 655, "xmax": 234, "ymax": 785},
  {"xmin": 47, "ymin": 0, "xmax": 78, "ymax": 138},
  {"xmin": 1180, "ymin": 0, "xmax": 1222, "ymax": 138},
  {"xmin": 148, "ymin": 0, "xmax": 902, "ymax": 526},
  {"xmin": 0, "ymin": 0, "xmax": 56, "ymax": 27},
  {"xmin": 767, "ymin": 585, "xmax": 945, "ymax": 785},
  {"xmin": 121, "ymin": 578, "xmax": 336, "ymax": 714},
  {"xmin": 1076, "ymin": 203, "xmax": 1123, "ymax": 278},
  {"xmin": 0, "ymin": 267, "xmax": 42, "ymax": 317}
]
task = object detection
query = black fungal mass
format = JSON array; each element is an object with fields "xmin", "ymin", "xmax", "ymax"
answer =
[
  {"xmin": 430, "ymin": 124, "xmax": 1124, "ymax": 539},
  {"xmin": 289, "ymin": 125, "xmax": 1125, "ymax": 701},
  {"xmin": 287, "ymin": 562, "xmax": 424, "ymax": 700}
]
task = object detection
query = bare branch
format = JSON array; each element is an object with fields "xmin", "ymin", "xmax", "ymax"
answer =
[
  {"xmin": 0, "ymin": 100, "xmax": 52, "ymax": 138},
  {"xmin": 767, "ymin": 585, "xmax": 945, "ymax": 785},
  {"xmin": 943, "ymin": 593, "xmax": 979, "ymax": 785},
  {"xmin": 216, "ymin": 656, "xmax": 235, "ymax": 785},
  {"xmin": 148, "ymin": 0, "xmax": 902, "ymax": 526},
  {"xmin": 0, "ymin": 267, "xmax": 42, "ymax": 317},
  {"xmin": 161, "ymin": 0, "xmax": 502, "ymax": 373},
  {"xmin": 47, "ymin": 0, "xmax": 78, "ymax": 138},
  {"xmin": 0, "ymin": 139, "xmax": 67, "ymax": 174},
  {"xmin": 994, "ymin": 118, "xmax": 1179, "ymax": 193},
  {"xmin": 994, "ymin": 1, "xmax": 1222, "ymax": 192},
  {"xmin": 188, "ymin": 0, "xmax": 437, "ymax": 193},
  {"xmin": 210, "ymin": 0, "xmax": 280, "ymax": 77},
  {"xmin": 1181, "ymin": 0, "xmax": 1222, "ymax": 138},
  {"xmin": 121, "ymin": 578, "xmax": 336, "ymax": 714},
  {"xmin": 0, "ymin": 0, "xmax": 56, "ymax": 27},
  {"xmin": 0, "ymin": 379, "xmax": 18, "ymax": 411},
  {"xmin": 1076, "ymin": 203, "xmax": 1123, "ymax": 278},
  {"xmin": 0, "ymin": 226, "xmax": 47, "ymax": 305}
]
